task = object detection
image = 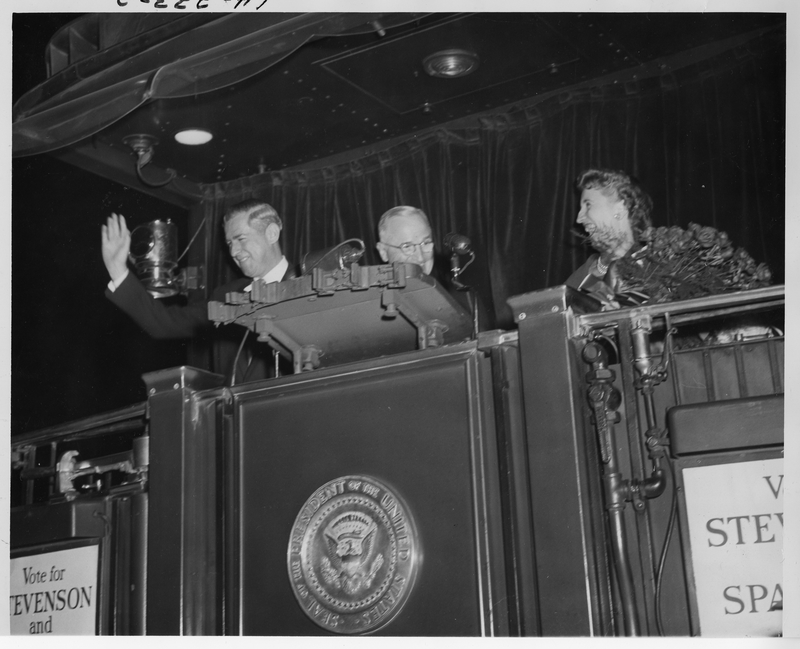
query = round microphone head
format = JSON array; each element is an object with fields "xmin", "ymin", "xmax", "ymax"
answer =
[{"xmin": 445, "ymin": 233, "xmax": 472, "ymax": 254}]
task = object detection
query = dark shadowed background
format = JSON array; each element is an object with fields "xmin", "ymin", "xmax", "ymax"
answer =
[{"xmin": 13, "ymin": 14, "xmax": 189, "ymax": 432}]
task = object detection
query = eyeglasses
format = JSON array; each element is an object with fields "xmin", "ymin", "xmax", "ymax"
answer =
[{"xmin": 382, "ymin": 239, "xmax": 435, "ymax": 255}]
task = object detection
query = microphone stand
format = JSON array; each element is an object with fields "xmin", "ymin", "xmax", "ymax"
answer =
[
  {"xmin": 449, "ymin": 253, "xmax": 467, "ymax": 289},
  {"xmin": 449, "ymin": 251, "xmax": 479, "ymax": 339}
]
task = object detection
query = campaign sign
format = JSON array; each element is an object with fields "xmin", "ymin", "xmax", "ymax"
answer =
[
  {"xmin": 683, "ymin": 458, "xmax": 783, "ymax": 637},
  {"xmin": 10, "ymin": 544, "xmax": 99, "ymax": 635}
]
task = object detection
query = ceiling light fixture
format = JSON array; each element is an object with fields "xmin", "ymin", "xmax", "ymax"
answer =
[
  {"xmin": 174, "ymin": 128, "xmax": 213, "ymax": 145},
  {"xmin": 422, "ymin": 49, "xmax": 480, "ymax": 78},
  {"xmin": 123, "ymin": 133, "xmax": 176, "ymax": 188}
]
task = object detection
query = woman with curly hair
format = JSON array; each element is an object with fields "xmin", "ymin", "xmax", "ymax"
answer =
[
  {"xmin": 566, "ymin": 168, "xmax": 653, "ymax": 307},
  {"xmin": 566, "ymin": 168, "xmax": 771, "ymax": 307}
]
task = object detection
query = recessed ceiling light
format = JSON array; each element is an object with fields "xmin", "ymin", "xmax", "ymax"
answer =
[
  {"xmin": 423, "ymin": 49, "xmax": 480, "ymax": 78},
  {"xmin": 174, "ymin": 128, "xmax": 213, "ymax": 145}
]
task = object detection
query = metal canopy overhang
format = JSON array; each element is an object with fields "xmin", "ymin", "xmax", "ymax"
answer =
[
  {"xmin": 12, "ymin": 12, "xmax": 428, "ymax": 205},
  {"xmin": 13, "ymin": 12, "xmax": 427, "ymax": 156},
  {"xmin": 13, "ymin": 12, "xmax": 785, "ymax": 209}
]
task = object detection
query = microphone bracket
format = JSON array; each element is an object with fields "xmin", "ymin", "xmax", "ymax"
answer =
[
  {"xmin": 449, "ymin": 250, "xmax": 475, "ymax": 287},
  {"xmin": 444, "ymin": 232, "xmax": 475, "ymax": 285}
]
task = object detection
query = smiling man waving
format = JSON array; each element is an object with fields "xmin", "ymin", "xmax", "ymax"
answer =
[{"xmin": 102, "ymin": 199, "xmax": 295, "ymax": 380}]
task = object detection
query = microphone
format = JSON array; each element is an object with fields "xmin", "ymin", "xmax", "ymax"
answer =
[
  {"xmin": 444, "ymin": 233, "xmax": 472, "ymax": 255},
  {"xmin": 301, "ymin": 239, "xmax": 365, "ymax": 274},
  {"xmin": 444, "ymin": 233, "xmax": 475, "ymax": 287}
]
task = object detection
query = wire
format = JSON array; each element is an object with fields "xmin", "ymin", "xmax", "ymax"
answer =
[
  {"xmin": 458, "ymin": 251, "xmax": 475, "ymax": 276},
  {"xmin": 135, "ymin": 157, "xmax": 177, "ymax": 188},
  {"xmin": 302, "ymin": 238, "xmax": 365, "ymax": 274},
  {"xmin": 654, "ymin": 455, "xmax": 679, "ymax": 636},
  {"xmin": 591, "ymin": 330, "xmax": 620, "ymax": 365},
  {"xmin": 230, "ymin": 328, "xmax": 251, "ymax": 387},
  {"xmin": 218, "ymin": 302, "xmax": 266, "ymax": 326},
  {"xmin": 657, "ymin": 311, "xmax": 677, "ymax": 376},
  {"xmin": 176, "ymin": 216, "xmax": 207, "ymax": 263}
]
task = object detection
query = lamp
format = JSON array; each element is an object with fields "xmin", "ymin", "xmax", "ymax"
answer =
[
  {"xmin": 129, "ymin": 220, "xmax": 180, "ymax": 298},
  {"xmin": 128, "ymin": 220, "xmax": 205, "ymax": 298},
  {"xmin": 174, "ymin": 128, "xmax": 213, "ymax": 145}
]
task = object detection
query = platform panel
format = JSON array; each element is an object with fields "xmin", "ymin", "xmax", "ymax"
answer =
[{"xmin": 230, "ymin": 347, "xmax": 498, "ymax": 635}]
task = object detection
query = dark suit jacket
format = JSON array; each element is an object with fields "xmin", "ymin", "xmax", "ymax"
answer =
[
  {"xmin": 566, "ymin": 253, "xmax": 649, "ymax": 307},
  {"xmin": 106, "ymin": 268, "xmax": 295, "ymax": 383}
]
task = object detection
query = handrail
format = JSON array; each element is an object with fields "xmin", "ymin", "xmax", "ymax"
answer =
[
  {"xmin": 576, "ymin": 285, "xmax": 784, "ymax": 330},
  {"xmin": 11, "ymin": 402, "xmax": 147, "ymax": 449}
]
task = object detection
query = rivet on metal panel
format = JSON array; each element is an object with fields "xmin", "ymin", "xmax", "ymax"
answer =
[
  {"xmin": 551, "ymin": 306, "xmax": 558, "ymax": 313},
  {"xmin": 518, "ymin": 312, "xmax": 526, "ymax": 321},
  {"xmin": 173, "ymin": 383, "xmax": 180, "ymax": 390},
  {"xmin": 148, "ymin": 388, "xmax": 156, "ymax": 396}
]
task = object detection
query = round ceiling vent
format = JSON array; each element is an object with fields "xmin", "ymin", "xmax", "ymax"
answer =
[{"xmin": 422, "ymin": 49, "xmax": 480, "ymax": 78}]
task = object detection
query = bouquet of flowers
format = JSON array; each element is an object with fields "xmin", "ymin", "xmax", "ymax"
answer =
[{"xmin": 614, "ymin": 223, "xmax": 772, "ymax": 304}]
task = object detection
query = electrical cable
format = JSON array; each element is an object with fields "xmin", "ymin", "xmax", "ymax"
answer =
[
  {"xmin": 176, "ymin": 216, "xmax": 207, "ymax": 263},
  {"xmin": 456, "ymin": 251, "xmax": 475, "ymax": 277},
  {"xmin": 218, "ymin": 302, "xmax": 265, "ymax": 326},
  {"xmin": 654, "ymin": 454, "xmax": 679, "ymax": 636},
  {"xmin": 591, "ymin": 331, "xmax": 620, "ymax": 365},
  {"xmin": 230, "ymin": 328, "xmax": 251, "ymax": 387},
  {"xmin": 135, "ymin": 157, "xmax": 177, "ymax": 187},
  {"xmin": 302, "ymin": 238, "xmax": 365, "ymax": 274}
]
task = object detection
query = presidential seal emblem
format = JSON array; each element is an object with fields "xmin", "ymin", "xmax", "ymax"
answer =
[{"xmin": 287, "ymin": 475, "xmax": 420, "ymax": 634}]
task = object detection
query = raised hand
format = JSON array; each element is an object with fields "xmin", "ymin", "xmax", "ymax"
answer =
[{"xmin": 101, "ymin": 213, "xmax": 131, "ymax": 283}]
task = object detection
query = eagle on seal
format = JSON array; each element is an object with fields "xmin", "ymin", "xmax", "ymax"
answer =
[{"xmin": 321, "ymin": 511, "xmax": 384, "ymax": 595}]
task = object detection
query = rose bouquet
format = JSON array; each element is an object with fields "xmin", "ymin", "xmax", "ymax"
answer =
[{"xmin": 614, "ymin": 223, "xmax": 772, "ymax": 304}]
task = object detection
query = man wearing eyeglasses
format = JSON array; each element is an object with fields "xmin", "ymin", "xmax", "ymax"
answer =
[
  {"xmin": 375, "ymin": 205, "xmax": 492, "ymax": 332},
  {"xmin": 376, "ymin": 206, "xmax": 436, "ymax": 273}
]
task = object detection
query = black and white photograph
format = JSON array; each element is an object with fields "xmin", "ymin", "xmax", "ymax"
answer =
[{"xmin": 5, "ymin": 0, "xmax": 796, "ymax": 640}]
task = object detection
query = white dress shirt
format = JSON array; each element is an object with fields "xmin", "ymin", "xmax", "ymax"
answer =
[
  {"xmin": 244, "ymin": 256, "xmax": 289, "ymax": 291},
  {"xmin": 107, "ymin": 269, "xmax": 129, "ymax": 292}
]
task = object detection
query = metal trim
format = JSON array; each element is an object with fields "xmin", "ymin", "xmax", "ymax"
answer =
[
  {"xmin": 577, "ymin": 286, "xmax": 784, "ymax": 330},
  {"xmin": 12, "ymin": 403, "xmax": 147, "ymax": 448}
]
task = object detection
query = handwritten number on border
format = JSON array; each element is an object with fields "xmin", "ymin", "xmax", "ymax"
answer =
[{"xmin": 116, "ymin": 0, "xmax": 267, "ymax": 8}]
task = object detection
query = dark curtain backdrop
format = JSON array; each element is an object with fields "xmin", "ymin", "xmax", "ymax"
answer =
[{"xmin": 199, "ymin": 35, "xmax": 784, "ymax": 330}]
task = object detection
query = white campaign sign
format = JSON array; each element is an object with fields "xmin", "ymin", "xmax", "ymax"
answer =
[
  {"xmin": 9, "ymin": 544, "xmax": 99, "ymax": 635},
  {"xmin": 683, "ymin": 458, "xmax": 783, "ymax": 637}
]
